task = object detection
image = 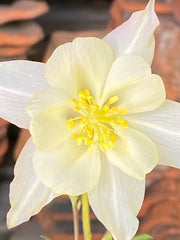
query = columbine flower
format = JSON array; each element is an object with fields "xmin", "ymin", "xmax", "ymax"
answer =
[{"xmin": 0, "ymin": 0, "xmax": 179, "ymax": 240}]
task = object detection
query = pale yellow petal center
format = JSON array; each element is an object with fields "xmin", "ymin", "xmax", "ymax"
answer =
[{"xmin": 67, "ymin": 89, "xmax": 128, "ymax": 153}]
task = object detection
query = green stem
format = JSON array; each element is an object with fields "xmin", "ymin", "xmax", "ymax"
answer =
[
  {"xmin": 82, "ymin": 193, "xmax": 92, "ymax": 240},
  {"xmin": 72, "ymin": 203, "xmax": 79, "ymax": 240},
  {"xmin": 70, "ymin": 196, "xmax": 80, "ymax": 240}
]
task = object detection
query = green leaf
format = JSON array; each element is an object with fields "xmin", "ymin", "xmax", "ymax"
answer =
[
  {"xmin": 101, "ymin": 231, "xmax": 113, "ymax": 240},
  {"xmin": 132, "ymin": 234, "xmax": 153, "ymax": 240},
  {"xmin": 41, "ymin": 236, "xmax": 53, "ymax": 240}
]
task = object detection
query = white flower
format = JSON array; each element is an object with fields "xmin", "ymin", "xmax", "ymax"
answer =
[{"xmin": 0, "ymin": 1, "xmax": 179, "ymax": 240}]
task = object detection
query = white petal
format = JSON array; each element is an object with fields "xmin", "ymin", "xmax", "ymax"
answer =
[
  {"xmin": 29, "ymin": 104, "xmax": 73, "ymax": 150},
  {"xmin": 101, "ymin": 55, "xmax": 165, "ymax": 113},
  {"xmin": 27, "ymin": 88, "xmax": 70, "ymax": 116},
  {"xmin": 104, "ymin": 0, "xmax": 158, "ymax": 65},
  {"xmin": 127, "ymin": 100, "xmax": 180, "ymax": 168},
  {"xmin": 45, "ymin": 37, "xmax": 114, "ymax": 102},
  {"xmin": 0, "ymin": 60, "xmax": 49, "ymax": 128},
  {"xmin": 7, "ymin": 138, "xmax": 58, "ymax": 228},
  {"xmin": 89, "ymin": 158, "xmax": 145, "ymax": 240},
  {"xmin": 106, "ymin": 126, "xmax": 158, "ymax": 179},
  {"xmin": 28, "ymin": 88, "xmax": 73, "ymax": 150},
  {"xmin": 33, "ymin": 139, "xmax": 101, "ymax": 195}
]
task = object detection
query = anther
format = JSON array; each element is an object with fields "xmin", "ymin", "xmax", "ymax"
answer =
[
  {"xmin": 118, "ymin": 109, "xmax": 127, "ymax": 115},
  {"xmin": 72, "ymin": 133, "xmax": 79, "ymax": 139},
  {"xmin": 80, "ymin": 100, "xmax": 87, "ymax": 106},
  {"xmin": 121, "ymin": 120, "xmax": 128, "ymax": 128},
  {"xmin": 74, "ymin": 106, "xmax": 80, "ymax": 111},
  {"xmin": 67, "ymin": 119, "xmax": 75, "ymax": 130},
  {"xmin": 77, "ymin": 137, "xmax": 83, "ymax": 145},
  {"xmin": 84, "ymin": 89, "xmax": 90, "ymax": 95},
  {"xmin": 111, "ymin": 135, "xmax": 116, "ymax": 142},
  {"xmin": 108, "ymin": 96, "xmax": 119, "ymax": 104},
  {"xmin": 71, "ymin": 99, "xmax": 79, "ymax": 105},
  {"xmin": 78, "ymin": 90, "xmax": 85, "ymax": 98},
  {"xmin": 67, "ymin": 89, "xmax": 129, "ymax": 153}
]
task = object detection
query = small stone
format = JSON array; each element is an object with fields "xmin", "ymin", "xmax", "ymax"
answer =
[
  {"xmin": 0, "ymin": 0, "xmax": 49, "ymax": 25},
  {"xmin": 0, "ymin": 22, "xmax": 44, "ymax": 47},
  {"xmin": 43, "ymin": 30, "xmax": 108, "ymax": 62}
]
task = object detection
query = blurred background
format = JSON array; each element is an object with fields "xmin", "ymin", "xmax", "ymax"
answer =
[{"xmin": 0, "ymin": 0, "xmax": 180, "ymax": 240}]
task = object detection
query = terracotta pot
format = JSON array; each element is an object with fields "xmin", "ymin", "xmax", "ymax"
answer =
[{"xmin": 167, "ymin": 0, "xmax": 180, "ymax": 23}]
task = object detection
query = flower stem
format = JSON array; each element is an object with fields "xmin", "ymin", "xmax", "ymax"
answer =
[
  {"xmin": 82, "ymin": 193, "xmax": 92, "ymax": 240},
  {"xmin": 72, "ymin": 204, "xmax": 79, "ymax": 240},
  {"xmin": 69, "ymin": 196, "xmax": 80, "ymax": 240}
]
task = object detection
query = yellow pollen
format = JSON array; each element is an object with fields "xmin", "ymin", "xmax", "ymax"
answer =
[
  {"xmin": 74, "ymin": 106, "xmax": 81, "ymax": 111},
  {"xmin": 66, "ymin": 89, "xmax": 128, "ymax": 153},
  {"xmin": 71, "ymin": 99, "xmax": 78, "ymax": 105}
]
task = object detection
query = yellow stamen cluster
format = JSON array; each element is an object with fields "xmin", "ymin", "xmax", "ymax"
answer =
[{"xmin": 67, "ymin": 89, "xmax": 128, "ymax": 153}]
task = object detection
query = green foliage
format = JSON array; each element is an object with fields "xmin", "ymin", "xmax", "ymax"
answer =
[
  {"xmin": 132, "ymin": 234, "xmax": 153, "ymax": 240},
  {"xmin": 41, "ymin": 236, "xmax": 53, "ymax": 240},
  {"xmin": 101, "ymin": 232, "xmax": 113, "ymax": 240},
  {"xmin": 40, "ymin": 232, "xmax": 152, "ymax": 240}
]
